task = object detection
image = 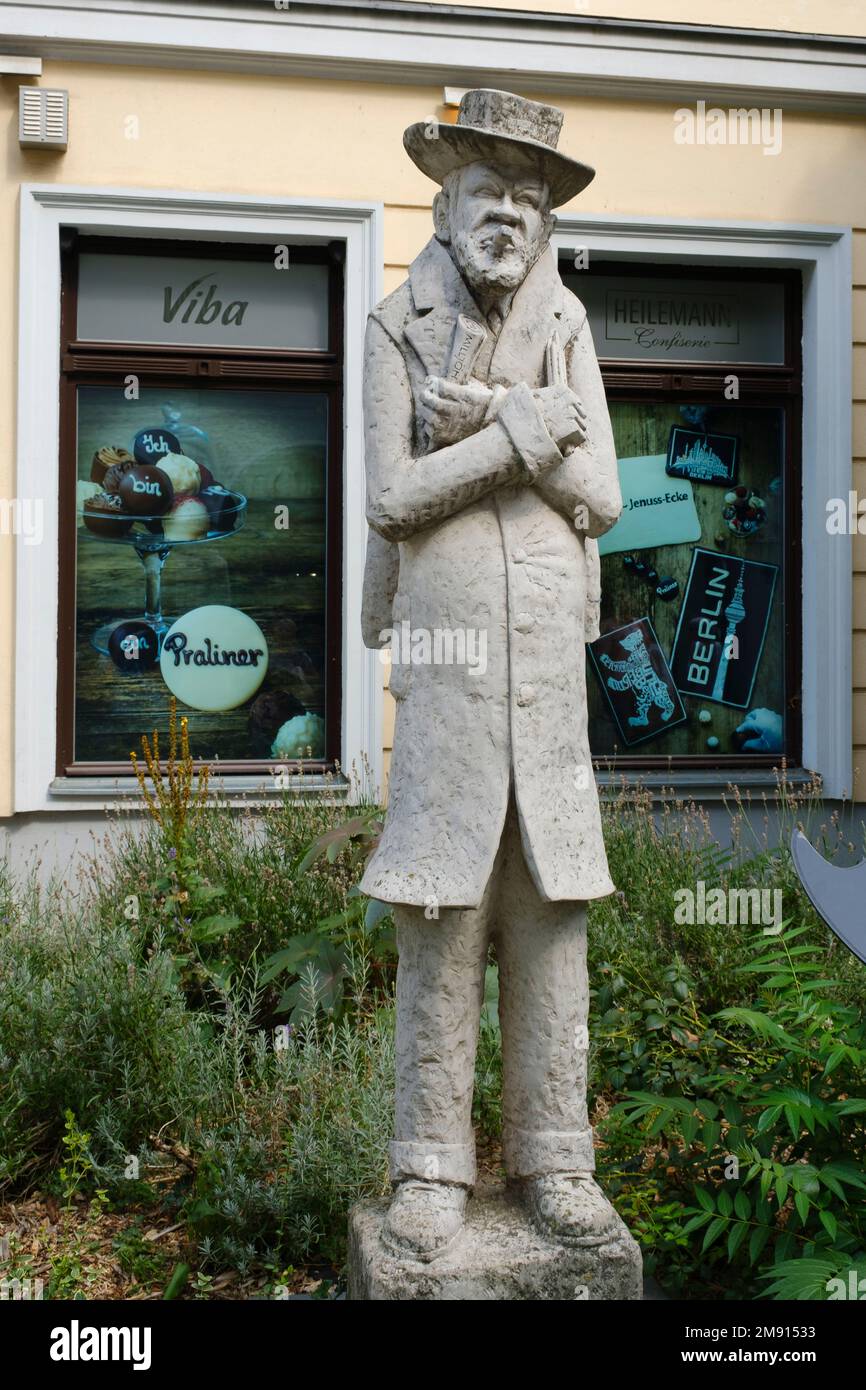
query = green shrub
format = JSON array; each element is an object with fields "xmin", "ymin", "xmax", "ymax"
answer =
[
  {"xmin": 0, "ymin": 867, "xmax": 393, "ymax": 1268},
  {"xmin": 4, "ymin": 772, "xmax": 866, "ymax": 1293},
  {"xmin": 600, "ymin": 921, "xmax": 866, "ymax": 1299},
  {"xmin": 177, "ymin": 956, "xmax": 393, "ymax": 1270},
  {"xmin": 0, "ymin": 877, "xmax": 199, "ymax": 1190},
  {"xmin": 82, "ymin": 794, "xmax": 373, "ymax": 1016}
]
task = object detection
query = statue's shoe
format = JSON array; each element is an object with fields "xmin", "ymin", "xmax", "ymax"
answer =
[
  {"xmin": 381, "ymin": 1180, "xmax": 468, "ymax": 1263},
  {"xmin": 523, "ymin": 1172, "xmax": 620, "ymax": 1247}
]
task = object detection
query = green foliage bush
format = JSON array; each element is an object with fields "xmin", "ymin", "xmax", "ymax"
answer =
[
  {"xmin": 588, "ymin": 787, "xmax": 866, "ymax": 1299},
  {"xmin": 0, "ymin": 870, "xmax": 197, "ymax": 1188},
  {"xmin": 0, "ymin": 848, "xmax": 392, "ymax": 1271},
  {"xmin": 83, "ymin": 795, "xmax": 371, "ymax": 1011},
  {"xmin": 180, "ymin": 963, "xmax": 393, "ymax": 1271},
  {"xmin": 2, "ymin": 776, "xmax": 865, "ymax": 1295}
]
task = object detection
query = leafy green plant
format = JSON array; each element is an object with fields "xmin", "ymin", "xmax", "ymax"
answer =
[
  {"xmin": 0, "ymin": 1233, "xmax": 42, "ymax": 1301},
  {"xmin": 46, "ymin": 1240, "xmax": 92, "ymax": 1300},
  {"xmin": 4, "ymin": 766, "xmax": 865, "ymax": 1296},
  {"xmin": 112, "ymin": 1221, "xmax": 170, "ymax": 1288},
  {"xmin": 58, "ymin": 1110, "xmax": 94, "ymax": 1209},
  {"xmin": 182, "ymin": 952, "xmax": 393, "ymax": 1269},
  {"xmin": 129, "ymin": 702, "xmax": 246, "ymax": 998},
  {"xmin": 0, "ymin": 897, "xmax": 203, "ymax": 1192},
  {"xmin": 760, "ymin": 1253, "xmax": 866, "ymax": 1300},
  {"xmin": 259, "ymin": 807, "xmax": 395, "ymax": 1024},
  {"xmin": 606, "ymin": 921, "xmax": 866, "ymax": 1298},
  {"xmin": 592, "ymin": 957, "xmax": 707, "ymax": 1095},
  {"xmin": 473, "ymin": 962, "xmax": 503, "ymax": 1138},
  {"xmin": 163, "ymin": 1262, "xmax": 190, "ymax": 1300}
]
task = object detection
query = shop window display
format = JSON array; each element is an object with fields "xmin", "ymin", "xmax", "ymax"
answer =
[
  {"xmin": 57, "ymin": 237, "xmax": 342, "ymax": 776},
  {"xmin": 561, "ymin": 260, "xmax": 801, "ymax": 770},
  {"xmin": 74, "ymin": 388, "xmax": 329, "ymax": 765}
]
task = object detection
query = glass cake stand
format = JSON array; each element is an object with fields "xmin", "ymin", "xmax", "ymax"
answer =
[{"xmin": 80, "ymin": 491, "xmax": 248, "ymax": 656}]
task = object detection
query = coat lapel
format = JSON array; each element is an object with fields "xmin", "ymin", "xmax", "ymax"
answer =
[
  {"xmin": 488, "ymin": 245, "xmax": 566, "ymax": 389},
  {"xmin": 404, "ymin": 238, "xmax": 567, "ymax": 387},
  {"xmin": 405, "ymin": 238, "xmax": 486, "ymax": 376}
]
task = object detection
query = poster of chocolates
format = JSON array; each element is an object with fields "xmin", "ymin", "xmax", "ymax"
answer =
[
  {"xmin": 669, "ymin": 548, "xmax": 779, "ymax": 708},
  {"xmin": 74, "ymin": 387, "xmax": 330, "ymax": 766},
  {"xmin": 82, "ymin": 439, "xmax": 234, "ymax": 541}
]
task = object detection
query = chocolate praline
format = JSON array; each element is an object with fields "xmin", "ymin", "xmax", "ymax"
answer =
[
  {"xmin": 163, "ymin": 496, "xmax": 209, "ymax": 540},
  {"xmin": 107, "ymin": 620, "xmax": 159, "ymax": 673},
  {"xmin": 103, "ymin": 457, "xmax": 138, "ymax": 494},
  {"xmin": 118, "ymin": 465, "xmax": 174, "ymax": 517},
  {"xmin": 82, "ymin": 493, "xmax": 133, "ymax": 538},
  {"xmin": 91, "ymin": 445, "xmax": 134, "ymax": 487},
  {"xmin": 132, "ymin": 427, "xmax": 181, "ymax": 467},
  {"xmin": 199, "ymin": 484, "xmax": 236, "ymax": 533},
  {"xmin": 248, "ymin": 688, "xmax": 305, "ymax": 756},
  {"xmin": 249, "ymin": 688, "xmax": 304, "ymax": 735}
]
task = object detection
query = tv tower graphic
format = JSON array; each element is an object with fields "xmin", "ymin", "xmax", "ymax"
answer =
[
  {"xmin": 680, "ymin": 437, "xmax": 726, "ymax": 479},
  {"xmin": 711, "ymin": 560, "xmax": 746, "ymax": 703}
]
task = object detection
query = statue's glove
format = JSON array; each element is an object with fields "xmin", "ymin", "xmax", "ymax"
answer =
[
  {"xmin": 418, "ymin": 377, "xmax": 495, "ymax": 450},
  {"xmin": 531, "ymin": 385, "xmax": 588, "ymax": 453}
]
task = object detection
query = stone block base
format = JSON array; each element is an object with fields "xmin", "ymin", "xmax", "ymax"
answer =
[{"xmin": 347, "ymin": 1185, "xmax": 643, "ymax": 1301}]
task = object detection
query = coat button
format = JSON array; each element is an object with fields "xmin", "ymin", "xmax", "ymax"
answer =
[
  {"xmin": 512, "ymin": 547, "xmax": 528, "ymax": 563},
  {"xmin": 514, "ymin": 611, "xmax": 535, "ymax": 633},
  {"xmin": 517, "ymin": 682, "xmax": 536, "ymax": 706}
]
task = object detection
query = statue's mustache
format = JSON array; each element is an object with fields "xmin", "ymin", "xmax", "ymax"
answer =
[{"xmin": 472, "ymin": 221, "xmax": 526, "ymax": 254}]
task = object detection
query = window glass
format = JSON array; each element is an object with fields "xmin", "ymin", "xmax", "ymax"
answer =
[
  {"xmin": 577, "ymin": 275, "xmax": 785, "ymax": 365},
  {"xmin": 76, "ymin": 254, "xmax": 329, "ymax": 351},
  {"xmin": 587, "ymin": 402, "xmax": 788, "ymax": 760},
  {"xmin": 74, "ymin": 387, "xmax": 330, "ymax": 765}
]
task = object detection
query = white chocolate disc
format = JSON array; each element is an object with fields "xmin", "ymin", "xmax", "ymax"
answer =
[{"xmin": 160, "ymin": 605, "xmax": 269, "ymax": 711}]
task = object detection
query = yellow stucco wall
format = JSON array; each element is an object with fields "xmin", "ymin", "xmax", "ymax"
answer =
[{"xmin": 1, "ymin": 57, "xmax": 864, "ymax": 808}]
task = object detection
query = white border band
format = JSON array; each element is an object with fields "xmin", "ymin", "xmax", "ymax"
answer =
[
  {"xmin": 16, "ymin": 183, "xmax": 384, "ymax": 813},
  {"xmin": 1, "ymin": 0, "xmax": 865, "ymax": 113}
]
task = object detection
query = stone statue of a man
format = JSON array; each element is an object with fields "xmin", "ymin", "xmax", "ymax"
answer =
[{"xmin": 359, "ymin": 89, "xmax": 623, "ymax": 1263}]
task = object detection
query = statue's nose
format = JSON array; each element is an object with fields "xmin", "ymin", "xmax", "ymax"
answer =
[{"xmin": 491, "ymin": 195, "xmax": 521, "ymax": 224}]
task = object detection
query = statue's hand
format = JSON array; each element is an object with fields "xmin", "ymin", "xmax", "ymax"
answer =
[
  {"xmin": 418, "ymin": 377, "xmax": 494, "ymax": 449},
  {"xmin": 532, "ymin": 385, "xmax": 587, "ymax": 453}
]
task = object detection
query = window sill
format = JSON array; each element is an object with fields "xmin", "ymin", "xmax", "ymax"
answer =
[
  {"xmin": 45, "ymin": 768, "xmax": 817, "ymax": 810},
  {"xmin": 596, "ymin": 766, "xmax": 818, "ymax": 804},
  {"xmin": 47, "ymin": 772, "xmax": 352, "ymax": 807}
]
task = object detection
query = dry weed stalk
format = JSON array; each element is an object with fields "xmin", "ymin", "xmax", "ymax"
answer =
[{"xmin": 130, "ymin": 698, "xmax": 210, "ymax": 854}]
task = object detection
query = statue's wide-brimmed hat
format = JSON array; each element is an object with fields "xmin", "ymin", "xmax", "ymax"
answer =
[{"xmin": 403, "ymin": 88, "xmax": 595, "ymax": 208}]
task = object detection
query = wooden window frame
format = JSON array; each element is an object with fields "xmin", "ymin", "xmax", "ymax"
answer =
[
  {"xmin": 562, "ymin": 257, "xmax": 803, "ymax": 774},
  {"xmin": 57, "ymin": 231, "xmax": 345, "ymax": 778}
]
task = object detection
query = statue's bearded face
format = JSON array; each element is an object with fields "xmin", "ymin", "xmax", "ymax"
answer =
[{"xmin": 437, "ymin": 161, "xmax": 553, "ymax": 295}]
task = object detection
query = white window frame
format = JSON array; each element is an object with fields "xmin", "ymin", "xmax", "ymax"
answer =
[
  {"xmin": 16, "ymin": 183, "xmax": 384, "ymax": 813},
  {"xmin": 553, "ymin": 213, "xmax": 852, "ymax": 800}
]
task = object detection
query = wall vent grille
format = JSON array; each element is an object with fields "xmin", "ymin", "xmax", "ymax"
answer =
[{"xmin": 19, "ymin": 88, "xmax": 68, "ymax": 149}]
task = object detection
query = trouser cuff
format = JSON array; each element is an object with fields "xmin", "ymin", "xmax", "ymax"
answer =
[
  {"xmin": 389, "ymin": 1139, "xmax": 476, "ymax": 1187},
  {"xmin": 503, "ymin": 1126, "xmax": 596, "ymax": 1178}
]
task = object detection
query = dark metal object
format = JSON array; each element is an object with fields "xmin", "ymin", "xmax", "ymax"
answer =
[{"xmin": 790, "ymin": 830, "xmax": 866, "ymax": 966}]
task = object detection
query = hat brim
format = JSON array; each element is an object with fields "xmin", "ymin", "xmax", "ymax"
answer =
[{"xmin": 403, "ymin": 122, "xmax": 595, "ymax": 207}]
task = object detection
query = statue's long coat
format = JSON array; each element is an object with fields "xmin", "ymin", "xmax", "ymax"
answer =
[{"xmin": 359, "ymin": 236, "xmax": 622, "ymax": 908}]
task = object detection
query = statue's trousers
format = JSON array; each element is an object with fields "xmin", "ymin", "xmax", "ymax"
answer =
[{"xmin": 389, "ymin": 792, "xmax": 594, "ymax": 1189}]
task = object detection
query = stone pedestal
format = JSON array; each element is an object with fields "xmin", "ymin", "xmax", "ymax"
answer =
[{"xmin": 347, "ymin": 1186, "xmax": 643, "ymax": 1301}]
